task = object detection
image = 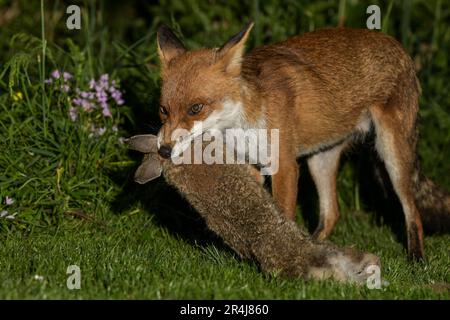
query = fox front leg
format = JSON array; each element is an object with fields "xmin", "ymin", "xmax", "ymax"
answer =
[{"xmin": 271, "ymin": 155, "xmax": 299, "ymax": 221}]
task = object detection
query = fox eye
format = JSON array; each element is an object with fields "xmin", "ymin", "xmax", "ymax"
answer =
[
  {"xmin": 159, "ymin": 105, "xmax": 168, "ymax": 115},
  {"xmin": 188, "ymin": 103, "xmax": 204, "ymax": 116}
]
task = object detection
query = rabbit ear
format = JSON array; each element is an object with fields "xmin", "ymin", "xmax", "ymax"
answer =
[
  {"xmin": 134, "ymin": 154, "xmax": 162, "ymax": 184},
  {"xmin": 125, "ymin": 134, "xmax": 158, "ymax": 154},
  {"xmin": 125, "ymin": 134, "xmax": 162, "ymax": 184}
]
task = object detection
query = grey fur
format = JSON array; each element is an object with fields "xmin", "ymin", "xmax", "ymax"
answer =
[{"xmin": 126, "ymin": 135, "xmax": 380, "ymax": 284}]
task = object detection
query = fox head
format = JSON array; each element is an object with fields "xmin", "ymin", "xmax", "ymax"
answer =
[{"xmin": 155, "ymin": 22, "xmax": 254, "ymax": 158}]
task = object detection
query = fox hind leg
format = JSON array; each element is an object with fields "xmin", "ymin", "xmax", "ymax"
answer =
[
  {"xmin": 370, "ymin": 98, "xmax": 425, "ymax": 261},
  {"xmin": 308, "ymin": 142, "xmax": 348, "ymax": 240}
]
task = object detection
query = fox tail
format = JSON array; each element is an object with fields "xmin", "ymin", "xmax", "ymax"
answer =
[{"xmin": 412, "ymin": 163, "xmax": 450, "ymax": 233}]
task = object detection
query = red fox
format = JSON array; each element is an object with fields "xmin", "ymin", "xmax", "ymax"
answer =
[{"xmin": 155, "ymin": 23, "xmax": 450, "ymax": 261}]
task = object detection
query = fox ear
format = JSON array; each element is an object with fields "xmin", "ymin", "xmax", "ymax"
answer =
[
  {"xmin": 217, "ymin": 22, "xmax": 254, "ymax": 76},
  {"xmin": 157, "ymin": 25, "xmax": 187, "ymax": 66}
]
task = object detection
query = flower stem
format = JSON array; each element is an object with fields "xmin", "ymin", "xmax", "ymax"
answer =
[{"xmin": 40, "ymin": 0, "xmax": 47, "ymax": 137}]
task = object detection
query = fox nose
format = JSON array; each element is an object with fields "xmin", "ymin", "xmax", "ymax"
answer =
[{"xmin": 158, "ymin": 145, "xmax": 172, "ymax": 159}]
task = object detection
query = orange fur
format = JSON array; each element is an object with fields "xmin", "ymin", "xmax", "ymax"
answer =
[{"xmin": 155, "ymin": 24, "xmax": 450, "ymax": 261}]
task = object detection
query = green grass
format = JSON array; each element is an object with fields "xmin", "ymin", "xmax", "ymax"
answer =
[
  {"xmin": 0, "ymin": 0, "xmax": 449, "ymax": 299},
  {"xmin": 0, "ymin": 211, "xmax": 449, "ymax": 299}
]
